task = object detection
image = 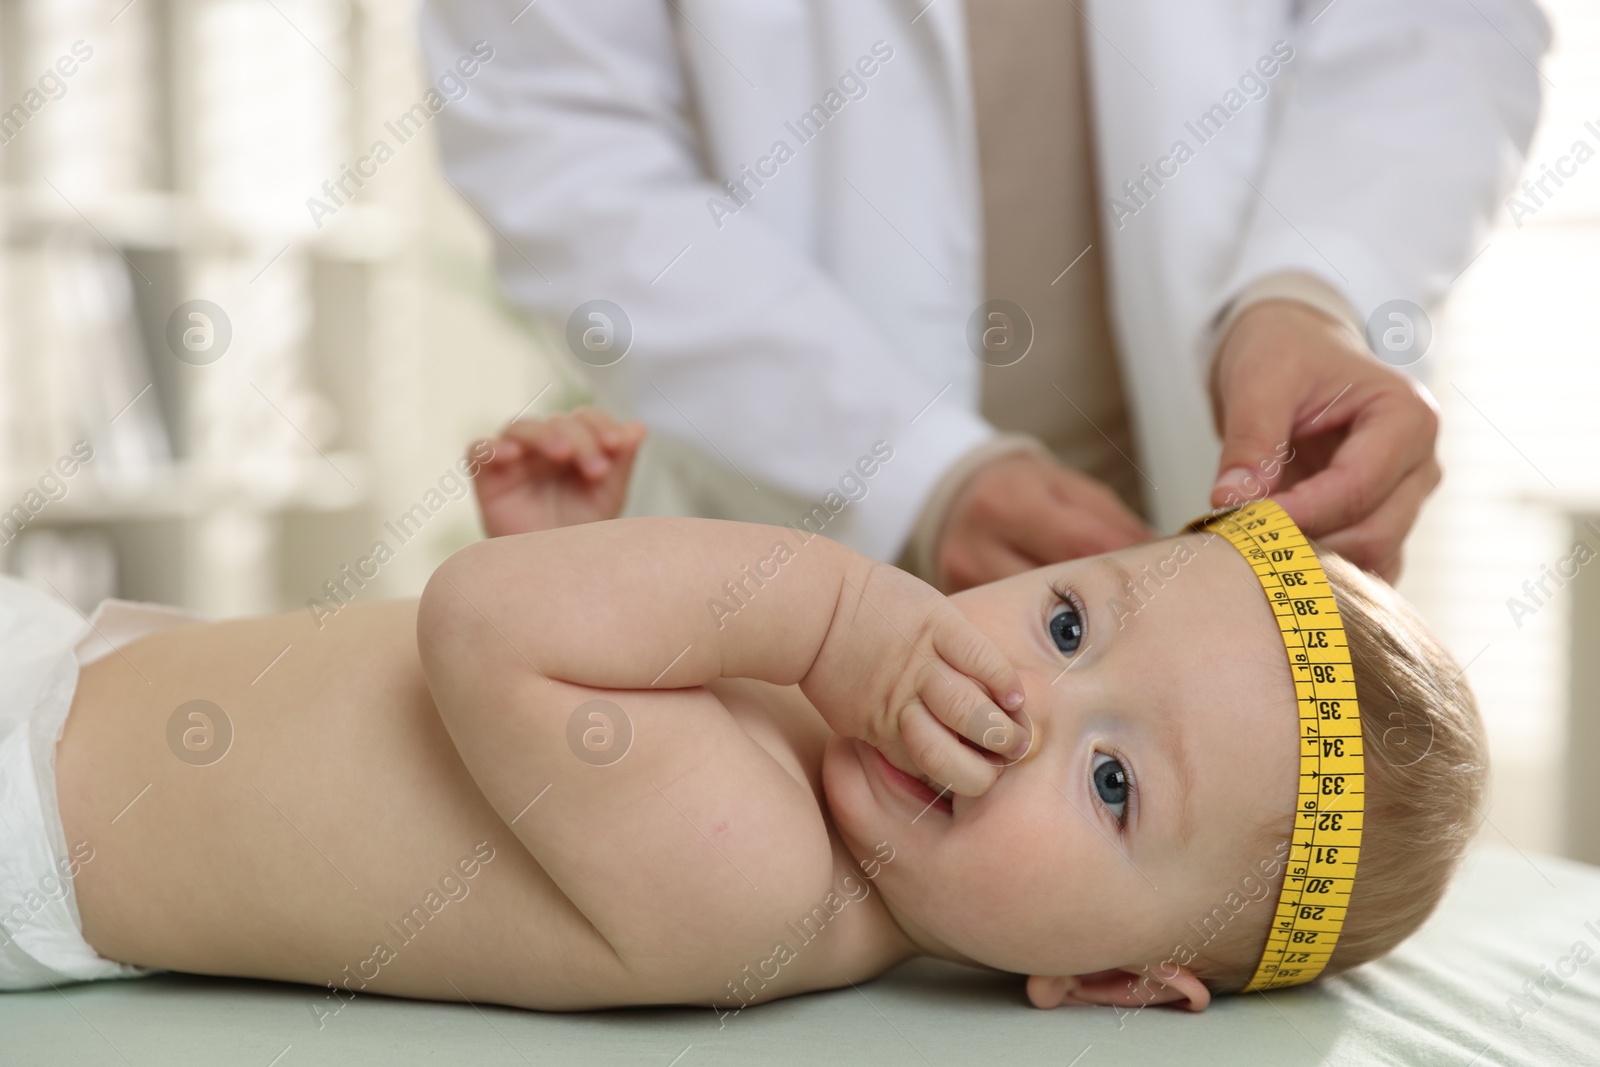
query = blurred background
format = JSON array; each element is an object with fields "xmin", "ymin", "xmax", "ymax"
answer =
[{"xmin": 0, "ymin": 0, "xmax": 1593, "ymax": 863}]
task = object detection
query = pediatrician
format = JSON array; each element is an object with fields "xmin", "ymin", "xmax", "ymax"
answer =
[{"xmin": 420, "ymin": 0, "xmax": 1547, "ymax": 588}]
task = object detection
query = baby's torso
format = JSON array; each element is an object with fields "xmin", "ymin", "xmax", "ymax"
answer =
[{"xmin": 55, "ymin": 599, "xmax": 904, "ymax": 1013}]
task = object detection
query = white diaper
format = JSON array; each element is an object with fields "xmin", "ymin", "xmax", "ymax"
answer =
[{"xmin": 0, "ymin": 573, "xmax": 196, "ymax": 990}]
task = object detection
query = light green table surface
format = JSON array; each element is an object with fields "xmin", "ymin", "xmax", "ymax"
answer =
[{"xmin": 3, "ymin": 845, "xmax": 1595, "ymax": 1066}]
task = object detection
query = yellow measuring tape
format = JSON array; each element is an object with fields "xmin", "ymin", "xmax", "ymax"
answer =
[{"xmin": 1195, "ymin": 499, "xmax": 1363, "ymax": 991}]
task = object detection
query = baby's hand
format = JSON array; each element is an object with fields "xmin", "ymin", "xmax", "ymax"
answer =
[
  {"xmin": 471, "ymin": 407, "xmax": 646, "ymax": 537},
  {"xmin": 800, "ymin": 560, "xmax": 1028, "ymax": 797}
]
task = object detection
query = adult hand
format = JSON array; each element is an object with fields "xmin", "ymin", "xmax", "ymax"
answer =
[
  {"xmin": 1209, "ymin": 300, "xmax": 1441, "ymax": 581},
  {"xmin": 936, "ymin": 451, "xmax": 1154, "ymax": 592}
]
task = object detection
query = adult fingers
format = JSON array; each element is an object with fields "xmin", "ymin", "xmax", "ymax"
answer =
[
  {"xmin": 1211, "ymin": 359, "xmax": 1300, "ymax": 508},
  {"xmin": 1047, "ymin": 466, "xmax": 1153, "ymax": 544},
  {"xmin": 938, "ymin": 456, "xmax": 1141, "ymax": 586},
  {"xmin": 938, "ymin": 526, "xmax": 1038, "ymax": 592},
  {"xmin": 1016, "ymin": 510, "xmax": 1143, "ymax": 561},
  {"xmin": 1311, "ymin": 457, "xmax": 1440, "ymax": 581},
  {"xmin": 1274, "ymin": 386, "xmax": 1439, "ymax": 540},
  {"xmin": 1005, "ymin": 471, "xmax": 1147, "ymax": 563}
]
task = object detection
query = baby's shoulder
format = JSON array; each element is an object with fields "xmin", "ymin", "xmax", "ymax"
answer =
[{"xmin": 704, "ymin": 676, "xmax": 833, "ymax": 799}]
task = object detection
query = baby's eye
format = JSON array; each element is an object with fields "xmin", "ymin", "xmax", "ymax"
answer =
[
  {"xmin": 1048, "ymin": 602, "xmax": 1082, "ymax": 654},
  {"xmin": 1092, "ymin": 753, "xmax": 1129, "ymax": 821}
]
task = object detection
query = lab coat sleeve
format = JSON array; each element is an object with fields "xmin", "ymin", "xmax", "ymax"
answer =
[
  {"xmin": 417, "ymin": 0, "xmax": 995, "ymax": 564},
  {"xmin": 1217, "ymin": 0, "xmax": 1551, "ymax": 327}
]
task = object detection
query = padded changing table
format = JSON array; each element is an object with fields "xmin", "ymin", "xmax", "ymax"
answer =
[{"xmin": 4, "ymin": 845, "xmax": 1596, "ymax": 1066}]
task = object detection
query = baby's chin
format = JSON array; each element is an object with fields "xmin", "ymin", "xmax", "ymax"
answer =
[
  {"xmin": 820, "ymin": 740, "xmax": 1153, "ymax": 981},
  {"xmin": 818, "ymin": 738, "xmax": 1006, "ymax": 960},
  {"xmin": 819, "ymin": 734, "xmax": 876, "ymax": 864}
]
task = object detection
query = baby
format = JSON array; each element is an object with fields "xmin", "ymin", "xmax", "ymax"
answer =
[{"xmin": 0, "ymin": 408, "xmax": 1484, "ymax": 1021}]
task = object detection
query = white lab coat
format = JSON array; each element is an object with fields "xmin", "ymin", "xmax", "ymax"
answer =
[{"xmin": 420, "ymin": 0, "xmax": 1548, "ymax": 553}]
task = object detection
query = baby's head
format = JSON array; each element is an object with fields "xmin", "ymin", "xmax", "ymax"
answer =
[{"xmin": 823, "ymin": 519, "xmax": 1485, "ymax": 1011}]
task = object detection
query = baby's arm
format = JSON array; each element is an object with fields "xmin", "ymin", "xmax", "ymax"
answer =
[
  {"xmin": 424, "ymin": 518, "xmax": 1023, "ymax": 782},
  {"xmin": 430, "ymin": 518, "xmax": 845, "ymax": 688},
  {"xmin": 415, "ymin": 519, "xmax": 1020, "ymax": 1001}
]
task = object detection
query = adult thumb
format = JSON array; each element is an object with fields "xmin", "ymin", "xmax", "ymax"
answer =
[{"xmin": 1211, "ymin": 371, "xmax": 1296, "ymax": 509}]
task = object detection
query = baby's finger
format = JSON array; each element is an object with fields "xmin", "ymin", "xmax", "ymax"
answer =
[
  {"xmin": 469, "ymin": 436, "xmax": 521, "ymax": 468},
  {"xmin": 547, "ymin": 413, "xmax": 613, "ymax": 479},
  {"xmin": 504, "ymin": 415, "xmax": 611, "ymax": 479},
  {"xmin": 921, "ymin": 665, "xmax": 1030, "ymax": 762},
  {"xmin": 609, "ymin": 433, "xmax": 644, "ymax": 493},
  {"xmin": 900, "ymin": 700, "xmax": 1000, "ymax": 797},
  {"xmin": 497, "ymin": 417, "xmax": 571, "ymax": 460},
  {"xmin": 572, "ymin": 406, "xmax": 629, "ymax": 451},
  {"xmin": 616, "ymin": 419, "xmax": 648, "ymax": 452},
  {"xmin": 932, "ymin": 616, "xmax": 1025, "ymax": 714}
]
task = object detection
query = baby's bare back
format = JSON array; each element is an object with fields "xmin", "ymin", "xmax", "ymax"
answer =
[{"xmin": 55, "ymin": 598, "xmax": 893, "ymax": 1011}]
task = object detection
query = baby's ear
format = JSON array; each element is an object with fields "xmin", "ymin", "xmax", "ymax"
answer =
[{"xmin": 1027, "ymin": 967, "xmax": 1211, "ymax": 1013}]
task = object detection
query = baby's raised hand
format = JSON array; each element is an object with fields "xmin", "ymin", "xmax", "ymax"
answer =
[
  {"xmin": 801, "ymin": 561, "xmax": 1028, "ymax": 797},
  {"xmin": 472, "ymin": 407, "xmax": 646, "ymax": 537}
]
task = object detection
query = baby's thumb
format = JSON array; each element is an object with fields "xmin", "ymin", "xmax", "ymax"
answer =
[{"xmin": 608, "ymin": 438, "xmax": 642, "ymax": 498}]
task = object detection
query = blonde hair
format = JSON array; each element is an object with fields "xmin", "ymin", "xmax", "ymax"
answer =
[{"xmin": 1194, "ymin": 549, "xmax": 1487, "ymax": 993}]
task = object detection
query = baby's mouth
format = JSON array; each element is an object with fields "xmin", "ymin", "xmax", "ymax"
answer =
[{"xmin": 867, "ymin": 744, "xmax": 954, "ymax": 816}]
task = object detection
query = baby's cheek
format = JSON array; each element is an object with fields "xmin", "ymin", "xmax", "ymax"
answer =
[{"xmin": 819, "ymin": 736, "xmax": 899, "ymax": 860}]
